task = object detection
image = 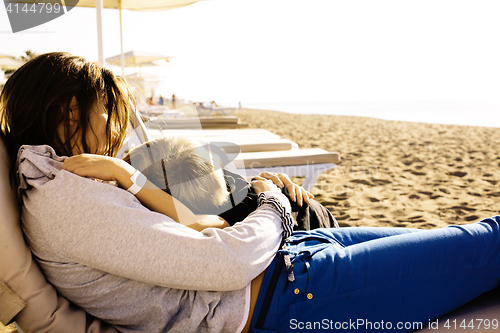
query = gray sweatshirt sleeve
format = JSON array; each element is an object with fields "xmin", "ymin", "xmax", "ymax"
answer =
[{"xmin": 32, "ymin": 169, "xmax": 289, "ymax": 291}]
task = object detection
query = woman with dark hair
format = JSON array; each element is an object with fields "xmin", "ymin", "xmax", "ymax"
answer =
[
  {"xmin": 2, "ymin": 52, "xmax": 500, "ymax": 333},
  {"xmin": 0, "ymin": 52, "xmax": 129, "ymax": 167}
]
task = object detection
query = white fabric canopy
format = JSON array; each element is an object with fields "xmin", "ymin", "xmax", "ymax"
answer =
[
  {"xmin": 71, "ymin": 0, "xmax": 200, "ymax": 11},
  {"xmin": 14, "ymin": 0, "xmax": 202, "ymax": 69},
  {"xmin": 106, "ymin": 50, "xmax": 173, "ymax": 67}
]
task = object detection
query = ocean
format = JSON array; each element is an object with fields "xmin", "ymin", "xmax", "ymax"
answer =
[{"xmin": 242, "ymin": 100, "xmax": 500, "ymax": 128}]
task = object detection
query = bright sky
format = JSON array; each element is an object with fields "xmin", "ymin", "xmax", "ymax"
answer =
[{"xmin": 1, "ymin": 0, "xmax": 500, "ymax": 106}]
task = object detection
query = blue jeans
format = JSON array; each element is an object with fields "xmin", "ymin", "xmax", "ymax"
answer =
[{"xmin": 249, "ymin": 216, "xmax": 500, "ymax": 332}]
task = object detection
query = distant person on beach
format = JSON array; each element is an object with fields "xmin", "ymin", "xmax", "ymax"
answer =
[
  {"xmin": 4, "ymin": 52, "xmax": 500, "ymax": 333},
  {"xmin": 158, "ymin": 95, "xmax": 164, "ymax": 105},
  {"xmin": 122, "ymin": 135, "xmax": 338, "ymax": 230},
  {"xmin": 172, "ymin": 92, "xmax": 176, "ymax": 108}
]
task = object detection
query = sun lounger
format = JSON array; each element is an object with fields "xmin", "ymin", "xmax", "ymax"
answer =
[
  {"xmin": 149, "ymin": 127, "xmax": 280, "ymax": 139},
  {"xmin": 146, "ymin": 127, "xmax": 294, "ymax": 150},
  {"xmin": 144, "ymin": 116, "xmax": 249, "ymax": 130},
  {"xmin": 143, "ymin": 128, "xmax": 294, "ymax": 153},
  {"xmin": 195, "ymin": 104, "xmax": 236, "ymax": 116},
  {"xmin": 152, "ymin": 116, "xmax": 241, "ymax": 125},
  {"xmin": 137, "ymin": 103, "xmax": 184, "ymax": 120},
  {"xmin": 231, "ymin": 149, "xmax": 340, "ymax": 191},
  {"xmin": 138, "ymin": 119, "xmax": 338, "ymax": 191},
  {"xmin": 212, "ymin": 139, "xmax": 295, "ymax": 154},
  {"xmin": 229, "ymin": 148, "xmax": 340, "ymax": 169}
]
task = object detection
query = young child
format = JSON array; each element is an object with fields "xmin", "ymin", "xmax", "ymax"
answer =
[
  {"xmin": 123, "ymin": 136, "xmax": 338, "ymax": 229},
  {"xmin": 123, "ymin": 136, "xmax": 230, "ymax": 213}
]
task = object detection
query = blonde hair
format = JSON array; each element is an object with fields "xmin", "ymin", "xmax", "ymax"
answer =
[{"xmin": 123, "ymin": 136, "xmax": 229, "ymax": 210}]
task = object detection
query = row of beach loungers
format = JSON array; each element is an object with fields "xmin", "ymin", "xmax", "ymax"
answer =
[
  {"xmin": 138, "ymin": 101, "xmax": 237, "ymax": 121},
  {"xmin": 145, "ymin": 116, "xmax": 250, "ymax": 130}
]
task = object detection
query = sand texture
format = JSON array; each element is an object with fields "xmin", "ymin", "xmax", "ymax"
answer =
[{"xmin": 235, "ymin": 109, "xmax": 500, "ymax": 229}]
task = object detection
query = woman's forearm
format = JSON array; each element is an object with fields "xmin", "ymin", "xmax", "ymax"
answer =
[
  {"xmin": 133, "ymin": 184, "xmax": 187, "ymax": 224},
  {"xmin": 62, "ymin": 155, "xmax": 228, "ymax": 230},
  {"xmin": 131, "ymin": 181, "xmax": 230, "ymax": 229},
  {"xmin": 111, "ymin": 161, "xmax": 227, "ymax": 229},
  {"xmin": 135, "ymin": 185, "xmax": 229, "ymax": 230}
]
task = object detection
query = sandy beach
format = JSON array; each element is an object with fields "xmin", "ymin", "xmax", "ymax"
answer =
[{"xmin": 235, "ymin": 108, "xmax": 500, "ymax": 229}]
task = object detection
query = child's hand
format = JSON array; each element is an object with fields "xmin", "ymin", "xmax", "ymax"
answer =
[
  {"xmin": 254, "ymin": 172, "xmax": 314, "ymax": 207},
  {"xmin": 62, "ymin": 154, "xmax": 136, "ymax": 188}
]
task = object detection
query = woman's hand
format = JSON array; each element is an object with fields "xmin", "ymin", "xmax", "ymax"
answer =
[
  {"xmin": 253, "ymin": 172, "xmax": 314, "ymax": 207},
  {"xmin": 62, "ymin": 154, "xmax": 136, "ymax": 189}
]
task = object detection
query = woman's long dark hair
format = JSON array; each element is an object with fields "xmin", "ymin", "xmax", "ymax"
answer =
[{"xmin": 0, "ymin": 52, "xmax": 133, "ymax": 185}]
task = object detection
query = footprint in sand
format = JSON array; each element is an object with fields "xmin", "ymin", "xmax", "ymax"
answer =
[
  {"xmin": 350, "ymin": 179, "xmax": 372, "ymax": 186},
  {"xmin": 451, "ymin": 206, "xmax": 477, "ymax": 218},
  {"xmin": 419, "ymin": 223, "xmax": 438, "ymax": 228},
  {"xmin": 372, "ymin": 179, "xmax": 391, "ymax": 185},
  {"xmin": 438, "ymin": 188, "xmax": 450, "ymax": 195},
  {"xmin": 447, "ymin": 171, "xmax": 467, "ymax": 177},
  {"xmin": 398, "ymin": 215, "xmax": 426, "ymax": 223},
  {"xmin": 335, "ymin": 212, "xmax": 350, "ymax": 221}
]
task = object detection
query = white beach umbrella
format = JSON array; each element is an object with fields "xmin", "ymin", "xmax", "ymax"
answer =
[
  {"xmin": 74, "ymin": 0, "xmax": 200, "ymax": 10},
  {"xmin": 10, "ymin": 0, "xmax": 202, "ymax": 70},
  {"xmin": 106, "ymin": 51, "xmax": 173, "ymax": 82},
  {"xmin": 106, "ymin": 50, "xmax": 173, "ymax": 70}
]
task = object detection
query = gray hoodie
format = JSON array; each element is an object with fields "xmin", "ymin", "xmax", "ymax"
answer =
[{"xmin": 17, "ymin": 145, "xmax": 291, "ymax": 333}]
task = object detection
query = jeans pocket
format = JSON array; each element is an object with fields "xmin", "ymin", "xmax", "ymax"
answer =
[
  {"xmin": 285, "ymin": 235, "xmax": 344, "ymax": 306},
  {"xmin": 285, "ymin": 232, "xmax": 337, "ymax": 259}
]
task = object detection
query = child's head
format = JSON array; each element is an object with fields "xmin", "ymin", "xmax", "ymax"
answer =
[{"xmin": 123, "ymin": 136, "xmax": 229, "ymax": 211}]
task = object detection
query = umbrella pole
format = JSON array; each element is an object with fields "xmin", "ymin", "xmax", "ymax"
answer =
[
  {"xmin": 95, "ymin": 0, "xmax": 104, "ymax": 65},
  {"xmin": 119, "ymin": 0, "xmax": 125, "ymax": 77}
]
